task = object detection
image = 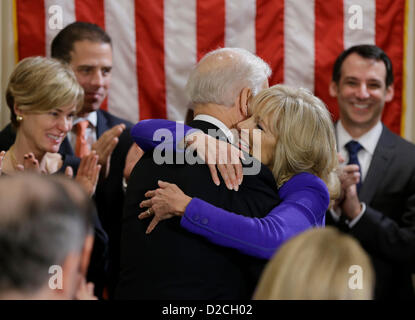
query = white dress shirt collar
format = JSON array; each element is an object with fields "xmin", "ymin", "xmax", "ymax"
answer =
[
  {"xmin": 337, "ymin": 121, "xmax": 383, "ymax": 157},
  {"xmin": 73, "ymin": 111, "xmax": 97, "ymax": 128},
  {"xmin": 193, "ymin": 114, "xmax": 235, "ymax": 143}
]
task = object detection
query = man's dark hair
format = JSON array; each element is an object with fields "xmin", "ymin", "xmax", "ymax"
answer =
[
  {"xmin": 332, "ymin": 44, "xmax": 394, "ymax": 87},
  {"xmin": 51, "ymin": 21, "xmax": 112, "ymax": 63}
]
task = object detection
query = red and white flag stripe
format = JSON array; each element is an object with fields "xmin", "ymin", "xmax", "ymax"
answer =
[{"xmin": 15, "ymin": 0, "xmax": 406, "ymax": 134}]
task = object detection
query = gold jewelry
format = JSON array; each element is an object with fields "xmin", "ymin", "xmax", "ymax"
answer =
[
  {"xmin": 16, "ymin": 115, "xmax": 23, "ymax": 122},
  {"xmin": 7, "ymin": 145, "xmax": 19, "ymax": 171},
  {"xmin": 147, "ymin": 208, "xmax": 153, "ymax": 216}
]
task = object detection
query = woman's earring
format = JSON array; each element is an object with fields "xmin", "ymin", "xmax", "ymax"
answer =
[{"xmin": 16, "ymin": 115, "xmax": 23, "ymax": 122}]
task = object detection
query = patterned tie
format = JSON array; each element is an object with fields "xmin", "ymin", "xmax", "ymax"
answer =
[
  {"xmin": 345, "ymin": 140, "xmax": 363, "ymax": 192},
  {"xmin": 75, "ymin": 120, "xmax": 90, "ymax": 158}
]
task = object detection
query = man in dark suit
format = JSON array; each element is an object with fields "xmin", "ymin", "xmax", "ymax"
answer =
[
  {"xmin": 51, "ymin": 22, "xmax": 134, "ymax": 298},
  {"xmin": 326, "ymin": 44, "xmax": 415, "ymax": 300},
  {"xmin": 0, "ymin": 22, "xmax": 133, "ymax": 298},
  {"xmin": 116, "ymin": 48, "xmax": 281, "ymax": 299}
]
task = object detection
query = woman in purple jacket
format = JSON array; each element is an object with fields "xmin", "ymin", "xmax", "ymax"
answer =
[{"xmin": 136, "ymin": 85, "xmax": 340, "ymax": 259}]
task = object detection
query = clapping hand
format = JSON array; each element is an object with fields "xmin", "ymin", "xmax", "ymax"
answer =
[
  {"xmin": 92, "ymin": 123, "xmax": 126, "ymax": 179},
  {"xmin": 74, "ymin": 276, "xmax": 97, "ymax": 300},
  {"xmin": 22, "ymin": 152, "xmax": 46, "ymax": 174},
  {"xmin": 335, "ymin": 153, "xmax": 360, "ymax": 205},
  {"xmin": 65, "ymin": 151, "xmax": 101, "ymax": 197},
  {"xmin": 123, "ymin": 144, "xmax": 144, "ymax": 183},
  {"xmin": 335, "ymin": 153, "xmax": 362, "ymax": 220}
]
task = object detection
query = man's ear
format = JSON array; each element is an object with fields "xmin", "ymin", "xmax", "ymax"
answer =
[
  {"xmin": 59, "ymin": 252, "xmax": 82, "ymax": 299},
  {"xmin": 329, "ymin": 81, "xmax": 338, "ymax": 98},
  {"xmin": 235, "ymin": 87, "xmax": 252, "ymax": 117},
  {"xmin": 385, "ymin": 84, "xmax": 394, "ymax": 103},
  {"xmin": 79, "ymin": 234, "xmax": 94, "ymax": 277},
  {"xmin": 57, "ymin": 234, "xmax": 93, "ymax": 300}
]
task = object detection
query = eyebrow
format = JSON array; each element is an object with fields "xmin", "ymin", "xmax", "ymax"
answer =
[
  {"xmin": 54, "ymin": 108, "xmax": 75, "ymax": 114},
  {"xmin": 77, "ymin": 65, "xmax": 112, "ymax": 69},
  {"xmin": 343, "ymin": 76, "xmax": 383, "ymax": 83}
]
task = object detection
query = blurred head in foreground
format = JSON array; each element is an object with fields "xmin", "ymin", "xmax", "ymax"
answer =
[
  {"xmin": 0, "ymin": 173, "xmax": 94, "ymax": 299},
  {"xmin": 253, "ymin": 226, "xmax": 374, "ymax": 300}
]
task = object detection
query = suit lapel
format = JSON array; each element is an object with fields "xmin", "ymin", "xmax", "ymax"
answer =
[
  {"xmin": 359, "ymin": 125, "xmax": 396, "ymax": 203},
  {"xmin": 59, "ymin": 137, "xmax": 74, "ymax": 155},
  {"xmin": 96, "ymin": 110, "xmax": 108, "ymax": 138}
]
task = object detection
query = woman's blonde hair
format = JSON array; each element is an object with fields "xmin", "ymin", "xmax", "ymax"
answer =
[
  {"xmin": 253, "ymin": 227, "xmax": 374, "ymax": 300},
  {"xmin": 6, "ymin": 56, "xmax": 84, "ymax": 127},
  {"xmin": 250, "ymin": 84, "xmax": 340, "ymax": 201}
]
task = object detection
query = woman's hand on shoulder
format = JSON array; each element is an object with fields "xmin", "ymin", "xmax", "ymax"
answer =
[{"xmin": 185, "ymin": 131, "xmax": 244, "ymax": 191}]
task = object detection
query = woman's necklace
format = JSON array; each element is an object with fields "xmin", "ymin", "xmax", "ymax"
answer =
[{"xmin": 7, "ymin": 145, "xmax": 20, "ymax": 171}]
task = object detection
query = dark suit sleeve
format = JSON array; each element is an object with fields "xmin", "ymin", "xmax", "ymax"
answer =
[
  {"xmin": 337, "ymin": 129, "xmax": 415, "ymax": 271},
  {"xmin": 350, "ymin": 194, "xmax": 415, "ymax": 266},
  {"xmin": 86, "ymin": 209, "xmax": 109, "ymax": 299},
  {"xmin": 0, "ymin": 124, "xmax": 16, "ymax": 151}
]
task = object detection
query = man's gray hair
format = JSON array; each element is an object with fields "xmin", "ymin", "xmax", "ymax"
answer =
[
  {"xmin": 186, "ymin": 48, "xmax": 272, "ymax": 107},
  {"xmin": 0, "ymin": 174, "xmax": 93, "ymax": 295}
]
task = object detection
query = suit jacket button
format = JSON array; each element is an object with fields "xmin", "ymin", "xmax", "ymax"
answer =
[
  {"xmin": 193, "ymin": 215, "xmax": 200, "ymax": 221},
  {"xmin": 201, "ymin": 218, "xmax": 208, "ymax": 225}
]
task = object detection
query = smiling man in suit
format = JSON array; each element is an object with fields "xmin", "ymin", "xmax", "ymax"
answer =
[
  {"xmin": 51, "ymin": 22, "xmax": 134, "ymax": 298},
  {"xmin": 327, "ymin": 44, "xmax": 415, "ymax": 300}
]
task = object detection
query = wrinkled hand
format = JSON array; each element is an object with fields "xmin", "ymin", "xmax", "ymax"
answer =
[
  {"xmin": 92, "ymin": 123, "xmax": 125, "ymax": 179},
  {"xmin": 123, "ymin": 144, "xmax": 144, "ymax": 183},
  {"xmin": 67, "ymin": 151, "xmax": 101, "ymax": 197},
  {"xmin": 138, "ymin": 180, "xmax": 192, "ymax": 234},
  {"xmin": 75, "ymin": 277, "xmax": 98, "ymax": 300},
  {"xmin": 185, "ymin": 131, "xmax": 244, "ymax": 191}
]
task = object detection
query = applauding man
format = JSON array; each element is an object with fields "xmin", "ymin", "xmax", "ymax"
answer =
[{"xmin": 327, "ymin": 45, "xmax": 415, "ymax": 300}]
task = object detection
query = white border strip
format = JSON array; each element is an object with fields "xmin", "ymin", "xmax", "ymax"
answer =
[
  {"xmin": 44, "ymin": 0, "xmax": 75, "ymax": 58},
  {"xmin": 164, "ymin": 0, "xmax": 196, "ymax": 120},
  {"xmin": 284, "ymin": 0, "xmax": 315, "ymax": 91},
  {"xmin": 104, "ymin": 0, "xmax": 139, "ymax": 123},
  {"xmin": 343, "ymin": 0, "xmax": 375, "ymax": 49},
  {"xmin": 225, "ymin": 0, "xmax": 256, "ymax": 53}
]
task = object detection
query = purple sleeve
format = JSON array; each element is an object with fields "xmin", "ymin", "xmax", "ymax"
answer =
[
  {"xmin": 180, "ymin": 172, "xmax": 329, "ymax": 259},
  {"xmin": 130, "ymin": 119, "xmax": 199, "ymax": 152}
]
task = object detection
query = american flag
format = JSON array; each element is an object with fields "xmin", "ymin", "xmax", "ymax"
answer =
[{"xmin": 15, "ymin": 0, "xmax": 407, "ymax": 135}]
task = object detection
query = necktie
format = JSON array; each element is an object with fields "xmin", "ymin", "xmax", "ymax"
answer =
[
  {"xmin": 75, "ymin": 120, "xmax": 90, "ymax": 158},
  {"xmin": 345, "ymin": 140, "xmax": 363, "ymax": 192}
]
